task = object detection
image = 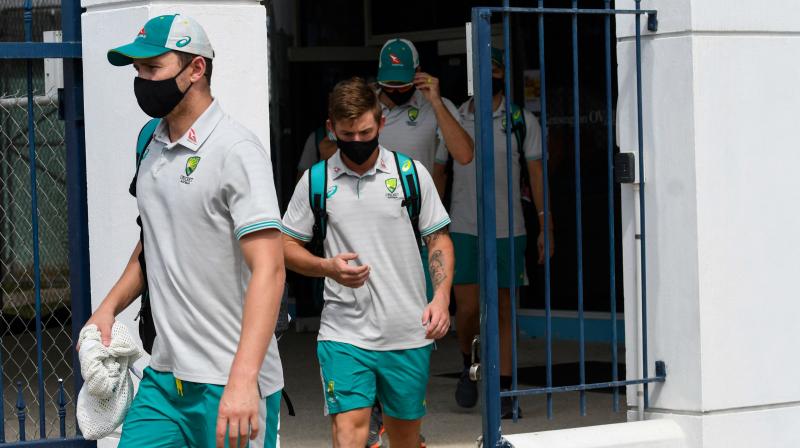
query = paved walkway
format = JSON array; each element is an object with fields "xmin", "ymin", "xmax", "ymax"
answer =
[{"xmin": 278, "ymin": 330, "xmax": 627, "ymax": 447}]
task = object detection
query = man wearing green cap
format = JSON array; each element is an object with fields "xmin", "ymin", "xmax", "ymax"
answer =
[
  {"xmin": 434, "ymin": 47, "xmax": 554, "ymax": 418},
  {"xmin": 83, "ymin": 14, "xmax": 285, "ymax": 448},
  {"xmin": 376, "ymin": 38, "xmax": 473, "ymax": 176}
]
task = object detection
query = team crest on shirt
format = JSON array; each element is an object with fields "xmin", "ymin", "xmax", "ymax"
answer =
[
  {"xmin": 385, "ymin": 178, "xmax": 397, "ymax": 193},
  {"xmin": 385, "ymin": 178, "xmax": 401, "ymax": 199},
  {"xmin": 406, "ymin": 107, "xmax": 419, "ymax": 126},
  {"xmin": 180, "ymin": 156, "xmax": 201, "ymax": 184}
]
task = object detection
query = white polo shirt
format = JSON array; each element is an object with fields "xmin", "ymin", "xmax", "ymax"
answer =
[
  {"xmin": 379, "ymin": 89, "xmax": 461, "ymax": 173},
  {"xmin": 282, "ymin": 146, "xmax": 450, "ymax": 350},
  {"xmin": 136, "ymin": 100, "xmax": 284, "ymax": 397},
  {"xmin": 435, "ymin": 98, "xmax": 543, "ymax": 237}
]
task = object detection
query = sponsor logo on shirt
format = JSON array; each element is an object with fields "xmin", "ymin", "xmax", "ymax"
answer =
[
  {"xmin": 187, "ymin": 128, "xmax": 197, "ymax": 144},
  {"xmin": 326, "ymin": 185, "xmax": 338, "ymax": 198},
  {"xmin": 406, "ymin": 107, "xmax": 419, "ymax": 126},
  {"xmin": 180, "ymin": 156, "xmax": 201, "ymax": 184}
]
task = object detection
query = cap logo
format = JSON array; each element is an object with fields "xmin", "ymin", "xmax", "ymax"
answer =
[
  {"xmin": 188, "ymin": 128, "xmax": 197, "ymax": 144},
  {"xmin": 176, "ymin": 36, "xmax": 192, "ymax": 48},
  {"xmin": 389, "ymin": 53, "xmax": 402, "ymax": 65},
  {"xmin": 136, "ymin": 28, "xmax": 146, "ymax": 39}
]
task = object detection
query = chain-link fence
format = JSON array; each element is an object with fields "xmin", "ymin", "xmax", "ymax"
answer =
[
  {"xmin": 0, "ymin": 0, "xmax": 62, "ymax": 43},
  {"xmin": 1, "ymin": 55, "xmax": 76, "ymax": 440}
]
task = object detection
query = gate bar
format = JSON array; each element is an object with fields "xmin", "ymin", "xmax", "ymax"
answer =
[
  {"xmin": 501, "ymin": 0, "xmax": 521, "ymax": 422},
  {"xmin": 62, "ymin": 0, "xmax": 91, "ymax": 413},
  {"xmin": 476, "ymin": 7, "xmax": 657, "ymax": 18},
  {"xmin": 634, "ymin": 0, "xmax": 651, "ymax": 410},
  {"xmin": 0, "ymin": 43, "xmax": 82, "ymax": 59},
  {"xmin": 570, "ymin": 0, "xmax": 587, "ymax": 417},
  {"xmin": 472, "ymin": 8, "xmax": 502, "ymax": 448},
  {"xmin": 535, "ymin": 0, "xmax": 555, "ymax": 420},
  {"xmin": 23, "ymin": 0, "xmax": 47, "ymax": 438},
  {"xmin": 603, "ymin": 0, "xmax": 621, "ymax": 413}
]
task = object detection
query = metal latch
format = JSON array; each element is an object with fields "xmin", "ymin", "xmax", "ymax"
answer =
[{"xmin": 469, "ymin": 335, "xmax": 481, "ymax": 382}]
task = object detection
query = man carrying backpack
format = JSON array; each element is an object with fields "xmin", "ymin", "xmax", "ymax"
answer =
[
  {"xmin": 433, "ymin": 48, "xmax": 555, "ymax": 418},
  {"xmin": 81, "ymin": 14, "xmax": 285, "ymax": 447},
  {"xmin": 282, "ymin": 77, "xmax": 453, "ymax": 448}
]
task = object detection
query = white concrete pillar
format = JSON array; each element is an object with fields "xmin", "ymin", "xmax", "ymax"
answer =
[
  {"xmin": 617, "ymin": 1, "xmax": 800, "ymax": 446},
  {"xmin": 80, "ymin": 1, "xmax": 269, "ymax": 445}
]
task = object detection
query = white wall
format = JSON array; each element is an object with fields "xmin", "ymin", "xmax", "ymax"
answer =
[
  {"xmin": 617, "ymin": 1, "xmax": 800, "ymax": 446},
  {"xmin": 80, "ymin": 1, "xmax": 270, "ymax": 445}
]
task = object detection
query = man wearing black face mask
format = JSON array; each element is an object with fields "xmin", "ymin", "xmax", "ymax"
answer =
[
  {"xmin": 283, "ymin": 78, "xmax": 454, "ymax": 448},
  {"xmin": 85, "ymin": 14, "xmax": 285, "ymax": 448},
  {"xmin": 434, "ymin": 47, "xmax": 554, "ymax": 418},
  {"xmin": 376, "ymin": 38, "xmax": 474, "ymax": 178}
]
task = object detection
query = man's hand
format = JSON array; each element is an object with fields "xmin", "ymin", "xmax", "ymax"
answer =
[
  {"xmin": 216, "ymin": 377, "xmax": 261, "ymax": 448},
  {"xmin": 537, "ymin": 229, "xmax": 555, "ymax": 265},
  {"xmin": 422, "ymin": 294, "xmax": 450, "ymax": 339},
  {"xmin": 414, "ymin": 72, "xmax": 442, "ymax": 105},
  {"xmin": 323, "ymin": 253, "xmax": 370, "ymax": 288},
  {"xmin": 76, "ymin": 309, "xmax": 115, "ymax": 350}
]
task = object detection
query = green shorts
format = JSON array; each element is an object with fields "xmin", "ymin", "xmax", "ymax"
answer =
[
  {"xmin": 119, "ymin": 367, "xmax": 280, "ymax": 448},
  {"xmin": 451, "ymin": 233, "xmax": 527, "ymax": 288},
  {"xmin": 317, "ymin": 341, "xmax": 432, "ymax": 420}
]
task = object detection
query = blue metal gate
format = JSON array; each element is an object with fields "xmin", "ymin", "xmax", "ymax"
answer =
[
  {"xmin": 472, "ymin": 1, "xmax": 663, "ymax": 446},
  {"xmin": 0, "ymin": 0, "xmax": 92, "ymax": 446}
]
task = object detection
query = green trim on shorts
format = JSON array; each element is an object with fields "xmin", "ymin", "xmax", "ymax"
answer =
[
  {"xmin": 119, "ymin": 367, "xmax": 280, "ymax": 448},
  {"xmin": 451, "ymin": 232, "xmax": 527, "ymax": 287},
  {"xmin": 317, "ymin": 341, "xmax": 432, "ymax": 420}
]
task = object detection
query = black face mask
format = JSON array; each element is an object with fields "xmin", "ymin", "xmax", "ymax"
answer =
[
  {"xmin": 492, "ymin": 76, "xmax": 505, "ymax": 96},
  {"xmin": 383, "ymin": 87, "xmax": 416, "ymax": 106},
  {"xmin": 337, "ymin": 134, "xmax": 380, "ymax": 165},
  {"xmin": 134, "ymin": 62, "xmax": 194, "ymax": 118}
]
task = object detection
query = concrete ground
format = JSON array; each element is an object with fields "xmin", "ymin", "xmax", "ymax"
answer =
[
  {"xmin": 2, "ymin": 326, "xmax": 628, "ymax": 446},
  {"xmin": 278, "ymin": 330, "xmax": 627, "ymax": 448}
]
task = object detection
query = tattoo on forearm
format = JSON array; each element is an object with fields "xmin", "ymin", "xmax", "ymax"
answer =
[{"xmin": 429, "ymin": 249, "xmax": 447, "ymax": 292}]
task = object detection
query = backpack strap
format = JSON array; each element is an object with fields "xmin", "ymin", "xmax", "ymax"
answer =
[
  {"xmin": 393, "ymin": 151, "xmax": 423, "ymax": 252},
  {"xmin": 130, "ymin": 118, "xmax": 159, "ymax": 354},
  {"xmin": 129, "ymin": 118, "xmax": 160, "ymax": 197},
  {"xmin": 308, "ymin": 159, "xmax": 328, "ymax": 254}
]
